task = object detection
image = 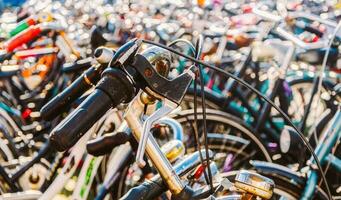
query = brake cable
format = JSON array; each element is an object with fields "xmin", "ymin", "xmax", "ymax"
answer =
[
  {"xmin": 195, "ymin": 34, "xmax": 214, "ymax": 193},
  {"xmin": 193, "ymin": 69, "xmax": 211, "ymax": 186},
  {"xmin": 168, "ymin": 39, "xmax": 196, "ymax": 55},
  {"xmin": 168, "ymin": 37, "xmax": 212, "ymax": 188},
  {"xmin": 141, "ymin": 39, "xmax": 332, "ymax": 200}
]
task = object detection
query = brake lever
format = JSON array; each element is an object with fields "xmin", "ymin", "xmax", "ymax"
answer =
[
  {"xmin": 131, "ymin": 54, "xmax": 195, "ymax": 104},
  {"xmin": 136, "ymin": 99, "xmax": 178, "ymax": 167},
  {"xmin": 111, "ymin": 38, "xmax": 142, "ymax": 67}
]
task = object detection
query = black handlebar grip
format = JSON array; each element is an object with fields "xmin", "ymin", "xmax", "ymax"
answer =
[
  {"xmin": 120, "ymin": 180, "xmax": 165, "ymax": 200},
  {"xmin": 0, "ymin": 52, "xmax": 13, "ymax": 62},
  {"xmin": 304, "ymin": 25, "xmax": 324, "ymax": 38},
  {"xmin": 49, "ymin": 68, "xmax": 135, "ymax": 152},
  {"xmin": 295, "ymin": 21, "xmax": 324, "ymax": 38},
  {"xmin": 49, "ymin": 89, "xmax": 113, "ymax": 151},
  {"xmin": 86, "ymin": 132, "xmax": 130, "ymax": 156},
  {"xmin": 40, "ymin": 66, "xmax": 101, "ymax": 121}
]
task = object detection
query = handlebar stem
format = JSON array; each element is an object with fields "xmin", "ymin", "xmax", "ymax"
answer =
[{"xmin": 124, "ymin": 92, "xmax": 185, "ymax": 195}]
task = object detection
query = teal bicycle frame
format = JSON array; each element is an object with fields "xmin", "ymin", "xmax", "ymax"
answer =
[
  {"xmin": 301, "ymin": 108, "xmax": 341, "ymax": 200},
  {"xmin": 0, "ymin": 102, "xmax": 21, "ymax": 116}
]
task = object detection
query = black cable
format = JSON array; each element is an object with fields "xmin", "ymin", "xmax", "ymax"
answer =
[
  {"xmin": 168, "ymin": 37, "xmax": 211, "ymax": 186},
  {"xmin": 141, "ymin": 39, "xmax": 332, "ymax": 200},
  {"xmin": 195, "ymin": 34, "xmax": 214, "ymax": 193},
  {"xmin": 167, "ymin": 39, "xmax": 196, "ymax": 56},
  {"xmin": 193, "ymin": 69, "xmax": 210, "ymax": 186},
  {"xmin": 167, "ymin": 38, "xmax": 211, "ymax": 185}
]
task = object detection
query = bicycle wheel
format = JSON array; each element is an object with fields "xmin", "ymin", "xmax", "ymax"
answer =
[
  {"xmin": 279, "ymin": 78, "xmax": 331, "ymax": 131},
  {"xmin": 174, "ymin": 109, "xmax": 272, "ymax": 170}
]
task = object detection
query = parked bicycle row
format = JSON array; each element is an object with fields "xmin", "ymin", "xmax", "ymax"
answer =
[{"xmin": 0, "ymin": 0, "xmax": 340, "ymax": 199}]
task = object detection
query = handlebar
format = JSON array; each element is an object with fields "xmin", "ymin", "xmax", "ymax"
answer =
[
  {"xmin": 41, "ymin": 65, "xmax": 103, "ymax": 120},
  {"xmin": 274, "ymin": 26, "xmax": 327, "ymax": 50},
  {"xmin": 0, "ymin": 51, "xmax": 14, "ymax": 62},
  {"xmin": 291, "ymin": 12, "xmax": 338, "ymax": 28},
  {"xmin": 5, "ymin": 22, "xmax": 65, "ymax": 52},
  {"xmin": 9, "ymin": 17, "xmax": 37, "ymax": 37},
  {"xmin": 62, "ymin": 57, "xmax": 93, "ymax": 74},
  {"xmin": 49, "ymin": 68, "xmax": 135, "ymax": 151},
  {"xmin": 50, "ymin": 89, "xmax": 113, "ymax": 151},
  {"xmin": 5, "ymin": 26, "xmax": 42, "ymax": 52},
  {"xmin": 252, "ymin": 8, "xmax": 282, "ymax": 23},
  {"xmin": 86, "ymin": 132, "xmax": 131, "ymax": 156},
  {"xmin": 120, "ymin": 180, "xmax": 165, "ymax": 200},
  {"xmin": 49, "ymin": 38, "xmax": 193, "ymax": 163},
  {"xmin": 295, "ymin": 20, "xmax": 324, "ymax": 37},
  {"xmin": 47, "ymin": 39, "xmax": 202, "ymax": 200},
  {"xmin": 41, "ymin": 47, "xmax": 116, "ymax": 120},
  {"xmin": 253, "ymin": 7, "xmax": 337, "ymax": 50}
]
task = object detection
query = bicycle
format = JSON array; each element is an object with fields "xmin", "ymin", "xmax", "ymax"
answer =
[{"xmin": 46, "ymin": 36, "xmax": 330, "ymax": 199}]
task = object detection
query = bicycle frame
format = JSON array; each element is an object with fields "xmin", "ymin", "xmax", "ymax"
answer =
[
  {"xmin": 38, "ymin": 109, "xmax": 115, "ymax": 200},
  {"xmin": 39, "ymin": 128, "xmax": 92, "ymax": 200},
  {"xmin": 0, "ymin": 112, "xmax": 107, "ymax": 199},
  {"xmin": 209, "ymin": 40, "xmax": 296, "ymax": 141},
  {"xmin": 301, "ymin": 109, "xmax": 341, "ymax": 199},
  {"xmin": 72, "ymin": 111, "xmax": 127, "ymax": 200}
]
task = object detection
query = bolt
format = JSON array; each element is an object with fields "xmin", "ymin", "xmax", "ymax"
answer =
[{"xmin": 144, "ymin": 68, "xmax": 153, "ymax": 77}]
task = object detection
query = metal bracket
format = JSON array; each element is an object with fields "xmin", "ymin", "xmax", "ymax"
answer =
[{"xmin": 136, "ymin": 99, "xmax": 177, "ymax": 167}]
